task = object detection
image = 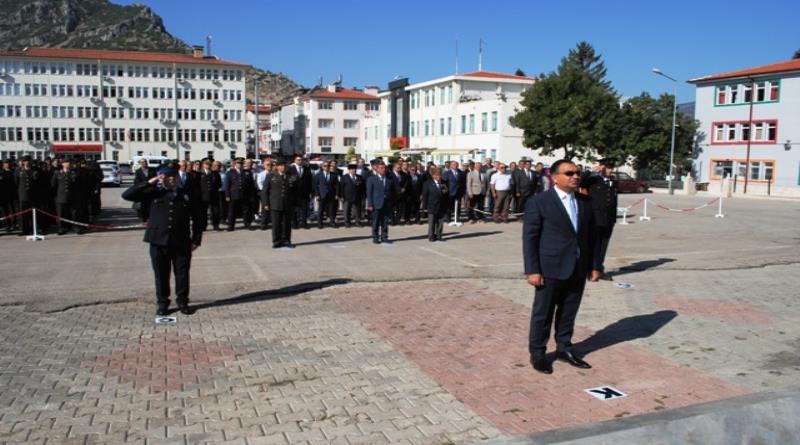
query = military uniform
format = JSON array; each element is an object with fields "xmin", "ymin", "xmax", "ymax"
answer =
[
  {"xmin": 263, "ymin": 171, "xmax": 297, "ymax": 248},
  {"xmin": 14, "ymin": 167, "xmax": 38, "ymax": 235},
  {"xmin": 581, "ymin": 171, "xmax": 618, "ymax": 273},
  {"xmin": 51, "ymin": 168, "xmax": 80, "ymax": 234},
  {"xmin": 224, "ymin": 167, "xmax": 256, "ymax": 230},
  {"xmin": 0, "ymin": 167, "xmax": 15, "ymax": 231},
  {"xmin": 199, "ymin": 169, "xmax": 222, "ymax": 230},
  {"xmin": 122, "ymin": 179, "xmax": 202, "ymax": 314}
]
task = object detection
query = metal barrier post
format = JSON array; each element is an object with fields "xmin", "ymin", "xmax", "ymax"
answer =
[
  {"xmin": 620, "ymin": 208, "xmax": 629, "ymax": 225},
  {"xmin": 639, "ymin": 199, "xmax": 651, "ymax": 221},
  {"xmin": 448, "ymin": 199, "xmax": 463, "ymax": 227},
  {"xmin": 714, "ymin": 196, "xmax": 725, "ymax": 219},
  {"xmin": 26, "ymin": 208, "xmax": 45, "ymax": 241}
]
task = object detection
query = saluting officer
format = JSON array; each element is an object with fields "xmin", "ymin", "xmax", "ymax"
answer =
[
  {"xmin": 14, "ymin": 156, "xmax": 38, "ymax": 236},
  {"xmin": 51, "ymin": 159, "xmax": 79, "ymax": 235},
  {"xmin": 580, "ymin": 158, "xmax": 618, "ymax": 281},
  {"xmin": 122, "ymin": 162, "xmax": 202, "ymax": 316},
  {"xmin": 263, "ymin": 160, "xmax": 298, "ymax": 248}
]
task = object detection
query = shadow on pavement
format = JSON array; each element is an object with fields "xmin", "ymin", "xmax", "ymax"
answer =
[
  {"xmin": 576, "ymin": 310, "xmax": 678, "ymax": 356},
  {"xmin": 192, "ymin": 278, "xmax": 351, "ymax": 312},
  {"xmin": 293, "ymin": 230, "xmax": 502, "ymax": 246},
  {"xmin": 610, "ymin": 258, "xmax": 676, "ymax": 278}
]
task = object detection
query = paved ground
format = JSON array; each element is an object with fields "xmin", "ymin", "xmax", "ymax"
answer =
[{"xmin": 0, "ymin": 189, "xmax": 799, "ymax": 444}]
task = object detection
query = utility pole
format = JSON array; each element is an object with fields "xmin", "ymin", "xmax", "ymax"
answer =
[
  {"xmin": 254, "ymin": 83, "xmax": 259, "ymax": 159},
  {"xmin": 478, "ymin": 39, "xmax": 484, "ymax": 71}
]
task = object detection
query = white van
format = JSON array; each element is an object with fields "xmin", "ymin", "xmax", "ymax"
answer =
[{"xmin": 131, "ymin": 155, "xmax": 169, "ymax": 170}]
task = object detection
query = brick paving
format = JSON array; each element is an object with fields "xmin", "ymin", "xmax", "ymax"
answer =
[{"xmin": 329, "ymin": 282, "xmax": 752, "ymax": 436}]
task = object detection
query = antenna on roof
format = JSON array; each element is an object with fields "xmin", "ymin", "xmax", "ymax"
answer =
[
  {"xmin": 335, "ymin": 74, "xmax": 343, "ymax": 85},
  {"xmin": 206, "ymin": 35, "xmax": 212, "ymax": 56},
  {"xmin": 455, "ymin": 38, "xmax": 459, "ymax": 75},
  {"xmin": 478, "ymin": 38, "xmax": 486, "ymax": 71},
  {"xmin": 318, "ymin": 76, "xmax": 323, "ymax": 87}
]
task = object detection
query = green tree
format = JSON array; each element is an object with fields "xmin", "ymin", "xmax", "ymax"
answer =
[
  {"xmin": 514, "ymin": 68, "xmax": 527, "ymax": 77},
  {"xmin": 608, "ymin": 93, "xmax": 699, "ymax": 178},
  {"xmin": 346, "ymin": 146, "xmax": 356, "ymax": 159},
  {"xmin": 794, "ymin": 48, "xmax": 800, "ymax": 59},
  {"xmin": 510, "ymin": 41, "xmax": 621, "ymax": 160}
]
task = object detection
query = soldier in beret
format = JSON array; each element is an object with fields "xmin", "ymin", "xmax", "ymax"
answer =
[
  {"xmin": 122, "ymin": 162, "xmax": 202, "ymax": 316},
  {"xmin": 263, "ymin": 160, "xmax": 297, "ymax": 248},
  {"xmin": 580, "ymin": 158, "xmax": 618, "ymax": 281}
]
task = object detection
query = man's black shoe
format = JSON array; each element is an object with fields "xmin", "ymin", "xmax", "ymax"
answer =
[
  {"xmin": 372, "ymin": 239, "xmax": 380, "ymax": 244},
  {"xmin": 178, "ymin": 304, "xmax": 194, "ymax": 315},
  {"xmin": 530, "ymin": 355, "xmax": 553, "ymax": 374},
  {"xmin": 556, "ymin": 351, "xmax": 592, "ymax": 369},
  {"xmin": 156, "ymin": 306, "xmax": 170, "ymax": 316}
]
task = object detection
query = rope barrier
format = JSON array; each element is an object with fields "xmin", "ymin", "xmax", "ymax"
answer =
[
  {"xmin": 653, "ymin": 197, "xmax": 719, "ymax": 213},
  {"xmin": 0, "ymin": 208, "xmax": 32, "ymax": 222},
  {"xmin": 35, "ymin": 208, "xmax": 144, "ymax": 230}
]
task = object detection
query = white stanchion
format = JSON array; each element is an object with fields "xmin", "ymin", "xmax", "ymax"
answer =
[
  {"xmin": 448, "ymin": 200, "xmax": 463, "ymax": 227},
  {"xmin": 26, "ymin": 208, "xmax": 45, "ymax": 241},
  {"xmin": 714, "ymin": 196, "xmax": 725, "ymax": 219},
  {"xmin": 620, "ymin": 208, "xmax": 629, "ymax": 225},
  {"xmin": 639, "ymin": 198, "xmax": 651, "ymax": 222}
]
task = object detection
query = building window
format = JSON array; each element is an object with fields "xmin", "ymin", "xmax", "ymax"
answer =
[
  {"xmin": 318, "ymin": 137, "xmax": 333, "ymax": 147},
  {"xmin": 318, "ymin": 101, "xmax": 333, "ymax": 110},
  {"xmin": 410, "ymin": 121, "xmax": 415, "ymax": 137},
  {"xmin": 711, "ymin": 159, "xmax": 775, "ymax": 182},
  {"xmin": 343, "ymin": 119, "xmax": 358, "ymax": 129},
  {"xmin": 318, "ymin": 119, "xmax": 333, "ymax": 128},
  {"xmin": 469, "ymin": 114, "xmax": 475, "ymax": 133},
  {"xmin": 343, "ymin": 101, "xmax": 358, "ymax": 111},
  {"xmin": 461, "ymin": 115, "xmax": 466, "ymax": 134},
  {"xmin": 711, "ymin": 120, "xmax": 778, "ymax": 144},
  {"xmin": 447, "ymin": 117, "xmax": 452, "ymax": 135},
  {"xmin": 439, "ymin": 118, "xmax": 445, "ymax": 135},
  {"xmin": 481, "ymin": 112, "xmax": 488, "ymax": 132},
  {"xmin": 715, "ymin": 79, "xmax": 780, "ymax": 106},
  {"xmin": 491, "ymin": 111, "xmax": 498, "ymax": 131},
  {"xmin": 424, "ymin": 120, "xmax": 430, "ymax": 137},
  {"xmin": 344, "ymin": 137, "xmax": 358, "ymax": 146}
]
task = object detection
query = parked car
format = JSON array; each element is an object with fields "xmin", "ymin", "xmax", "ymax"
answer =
[
  {"xmin": 100, "ymin": 164, "xmax": 121, "ymax": 187},
  {"xmin": 613, "ymin": 171, "xmax": 649, "ymax": 193},
  {"xmin": 97, "ymin": 160, "xmax": 119, "ymax": 172},
  {"xmin": 118, "ymin": 163, "xmax": 133, "ymax": 175}
]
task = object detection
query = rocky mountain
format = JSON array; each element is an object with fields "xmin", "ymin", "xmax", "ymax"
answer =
[{"xmin": 0, "ymin": 0, "xmax": 302, "ymax": 104}]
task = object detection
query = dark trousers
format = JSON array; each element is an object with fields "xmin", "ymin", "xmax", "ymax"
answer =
[
  {"xmin": 138, "ymin": 199, "xmax": 151, "ymax": 222},
  {"xmin": 318, "ymin": 196, "xmax": 337, "ymax": 227},
  {"xmin": 427, "ymin": 213, "xmax": 444, "ymax": 240},
  {"xmin": 517, "ymin": 194, "xmax": 532, "ymax": 214},
  {"xmin": 19, "ymin": 200, "xmax": 32, "ymax": 234},
  {"xmin": 595, "ymin": 225, "xmax": 614, "ymax": 273},
  {"xmin": 209, "ymin": 198, "xmax": 221, "ymax": 229},
  {"xmin": 528, "ymin": 266, "xmax": 586, "ymax": 357},
  {"xmin": 468, "ymin": 194, "xmax": 485, "ymax": 220},
  {"xmin": 227, "ymin": 198, "xmax": 253, "ymax": 229},
  {"xmin": 393, "ymin": 197, "xmax": 407, "ymax": 224},
  {"xmin": 407, "ymin": 198, "xmax": 421, "ymax": 223},
  {"xmin": 294, "ymin": 198, "xmax": 310, "ymax": 228},
  {"xmin": 56, "ymin": 202, "xmax": 74, "ymax": 233},
  {"xmin": 260, "ymin": 200, "xmax": 271, "ymax": 229},
  {"xmin": 227, "ymin": 199, "xmax": 241, "ymax": 229},
  {"xmin": 1, "ymin": 201, "xmax": 16, "ymax": 230},
  {"xmin": 149, "ymin": 243, "xmax": 191, "ymax": 308},
  {"xmin": 445, "ymin": 196, "xmax": 461, "ymax": 222},
  {"xmin": 371, "ymin": 206, "xmax": 390, "ymax": 241},
  {"xmin": 343, "ymin": 200, "xmax": 362, "ymax": 226},
  {"xmin": 271, "ymin": 209, "xmax": 292, "ymax": 246},
  {"xmin": 199, "ymin": 201, "xmax": 209, "ymax": 231}
]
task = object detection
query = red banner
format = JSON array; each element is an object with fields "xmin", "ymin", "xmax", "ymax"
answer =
[
  {"xmin": 389, "ymin": 137, "xmax": 407, "ymax": 150},
  {"xmin": 52, "ymin": 144, "xmax": 102, "ymax": 153}
]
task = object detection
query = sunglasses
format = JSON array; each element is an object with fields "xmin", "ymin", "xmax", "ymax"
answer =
[{"xmin": 561, "ymin": 170, "xmax": 580, "ymax": 177}]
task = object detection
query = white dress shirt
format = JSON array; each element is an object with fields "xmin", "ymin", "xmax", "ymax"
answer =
[{"xmin": 554, "ymin": 186, "xmax": 578, "ymax": 232}]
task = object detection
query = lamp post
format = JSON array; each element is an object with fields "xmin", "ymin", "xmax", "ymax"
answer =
[{"xmin": 652, "ymin": 68, "xmax": 678, "ymax": 195}]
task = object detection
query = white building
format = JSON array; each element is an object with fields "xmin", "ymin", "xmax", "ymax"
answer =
[
  {"xmin": 0, "ymin": 46, "xmax": 248, "ymax": 162},
  {"xmin": 269, "ymin": 84, "xmax": 379, "ymax": 159},
  {"xmin": 362, "ymin": 71, "xmax": 556, "ymax": 165},
  {"xmin": 246, "ymin": 104, "xmax": 273, "ymax": 157},
  {"xmin": 689, "ymin": 58, "xmax": 800, "ymax": 196}
]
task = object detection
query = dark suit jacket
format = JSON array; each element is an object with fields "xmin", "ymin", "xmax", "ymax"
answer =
[
  {"xmin": 263, "ymin": 172, "xmax": 297, "ymax": 211},
  {"xmin": 366, "ymin": 174, "xmax": 395, "ymax": 210},
  {"xmin": 122, "ymin": 182, "xmax": 202, "ymax": 248},
  {"xmin": 199, "ymin": 170, "xmax": 222, "ymax": 202},
  {"xmin": 581, "ymin": 173, "xmax": 618, "ymax": 229},
  {"xmin": 288, "ymin": 164, "xmax": 313, "ymax": 199},
  {"xmin": 522, "ymin": 188, "xmax": 600, "ymax": 280},
  {"xmin": 443, "ymin": 169, "xmax": 464, "ymax": 198},
  {"xmin": 513, "ymin": 169, "xmax": 539, "ymax": 198},
  {"xmin": 51, "ymin": 169, "xmax": 78, "ymax": 204},
  {"xmin": 224, "ymin": 168, "xmax": 255, "ymax": 200},
  {"xmin": 408, "ymin": 173, "xmax": 424, "ymax": 202},
  {"xmin": 339, "ymin": 173, "xmax": 365, "ymax": 203},
  {"xmin": 421, "ymin": 180, "xmax": 450, "ymax": 217},
  {"xmin": 313, "ymin": 170, "xmax": 339, "ymax": 200},
  {"xmin": 134, "ymin": 168, "xmax": 156, "ymax": 185}
]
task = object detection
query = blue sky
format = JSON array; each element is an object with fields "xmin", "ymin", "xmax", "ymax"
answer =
[{"xmin": 118, "ymin": 0, "xmax": 799, "ymax": 103}]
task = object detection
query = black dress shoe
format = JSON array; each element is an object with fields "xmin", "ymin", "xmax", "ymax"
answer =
[
  {"xmin": 372, "ymin": 239, "xmax": 381, "ymax": 244},
  {"xmin": 530, "ymin": 355, "xmax": 553, "ymax": 374},
  {"xmin": 285, "ymin": 243, "xmax": 295, "ymax": 249},
  {"xmin": 556, "ymin": 351, "xmax": 592, "ymax": 369},
  {"xmin": 156, "ymin": 306, "xmax": 170, "ymax": 316},
  {"xmin": 178, "ymin": 304, "xmax": 194, "ymax": 315}
]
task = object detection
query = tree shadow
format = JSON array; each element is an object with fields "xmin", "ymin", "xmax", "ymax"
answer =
[
  {"xmin": 191, "ymin": 278, "xmax": 351, "ymax": 312},
  {"xmin": 575, "ymin": 310, "xmax": 678, "ymax": 356},
  {"xmin": 610, "ymin": 258, "xmax": 675, "ymax": 278}
]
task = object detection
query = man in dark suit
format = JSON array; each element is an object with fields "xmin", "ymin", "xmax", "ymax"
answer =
[
  {"xmin": 523, "ymin": 159, "xmax": 603, "ymax": 374},
  {"xmin": 366, "ymin": 162, "xmax": 395, "ymax": 244},
  {"xmin": 390, "ymin": 162, "xmax": 409, "ymax": 225},
  {"xmin": 339, "ymin": 164, "xmax": 364, "ymax": 228},
  {"xmin": 263, "ymin": 160, "xmax": 297, "ymax": 248},
  {"xmin": 288, "ymin": 156, "xmax": 312, "ymax": 229},
  {"xmin": 407, "ymin": 165, "xmax": 424, "ymax": 224},
  {"xmin": 443, "ymin": 161, "xmax": 464, "ymax": 222},
  {"xmin": 199, "ymin": 160, "xmax": 222, "ymax": 231},
  {"xmin": 514, "ymin": 158, "xmax": 540, "ymax": 217},
  {"xmin": 421, "ymin": 167, "xmax": 449, "ymax": 242},
  {"xmin": 122, "ymin": 162, "xmax": 202, "ymax": 316},
  {"xmin": 224, "ymin": 159, "xmax": 256, "ymax": 231},
  {"xmin": 134, "ymin": 159, "xmax": 157, "ymax": 222},
  {"xmin": 313, "ymin": 161, "xmax": 339, "ymax": 228},
  {"xmin": 51, "ymin": 159, "xmax": 79, "ymax": 235},
  {"xmin": 580, "ymin": 159, "xmax": 618, "ymax": 281}
]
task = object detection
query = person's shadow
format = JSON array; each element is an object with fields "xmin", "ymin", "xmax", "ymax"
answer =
[
  {"xmin": 191, "ymin": 278, "xmax": 351, "ymax": 312},
  {"xmin": 610, "ymin": 258, "xmax": 675, "ymax": 278},
  {"xmin": 575, "ymin": 310, "xmax": 678, "ymax": 357}
]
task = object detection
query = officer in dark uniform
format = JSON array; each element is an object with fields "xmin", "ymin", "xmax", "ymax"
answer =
[
  {"xmin": 338, "ymin": 164, "xmax": 364, "ymax": 228},
  {"xmin": 14, "ymin": 156, "xmax": 38, "ymax": 235},
  {"xmin": 122, "ymin": 162, "xmax": 202, "ymax": 316},
  {"xmin": 263, "ymin": 160, "xmax": 297, "ymax": 248},
  {"xmin": 224, "ymin": 158, "xmax": 257, "ymax": 231},
  {"xmin": 0, "ymin": 159, "xmax": 16, "ymax": 232},
  {"xmin": 51, "ymin": 159, "xmax": 79, "ymax": 235},
  {"xmin": 580, "ymin": 158, "xmax": 618, "ymax": 281},
  {"xmin": 199, "ymin": 159, "xmax": 222, "ymax": 231}
]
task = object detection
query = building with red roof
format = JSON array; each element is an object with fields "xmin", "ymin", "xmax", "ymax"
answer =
[{"xmin": 688, "ymin": 59, "xmax": 799, "ymax": 196}]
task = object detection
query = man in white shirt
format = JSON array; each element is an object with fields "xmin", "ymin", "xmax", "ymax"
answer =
[{"xmin": 490, "ymin": 163, "xmax": 513, "ymax": 222}]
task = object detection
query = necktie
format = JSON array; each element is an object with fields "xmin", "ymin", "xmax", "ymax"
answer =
[
  {"xmin": 569, "ymin": 195, "xmax": 578, "ymax": 231},
  {"xmin": 527, "ymin": 170, "xmax": 531, "ymax": 180},
  {"xmin": 325, "ymin": 173, "xmax": 329, "ymax": 182}
]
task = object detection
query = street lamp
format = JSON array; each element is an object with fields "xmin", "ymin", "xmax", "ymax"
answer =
[{"xmin": 652, "ymin": 68, "xmax": 678, "ymax": 195}]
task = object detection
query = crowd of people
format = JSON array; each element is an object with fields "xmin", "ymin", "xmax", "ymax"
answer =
[{"xmin": 0, "ymin": 156, "xmax": 104, "ymax": 235}]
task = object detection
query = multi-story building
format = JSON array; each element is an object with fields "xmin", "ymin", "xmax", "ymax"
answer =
[
  {"xmin": 362, "ymin": 71, "xmax": 549, "ymax": 165},
  {"xmin": 0, "ymin": 46, "xmax": 248, "ymax": 162},
  {"xmin": 269, "ymin": 84, "xmax": 379, "ymax": 159},
  {"xmin": 689, "ymin": 58, "xmax": 800, "ymax": 196},
  {"xmin": 246, "ymin": 104, "xmax": 273, "ymax": 157}
]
